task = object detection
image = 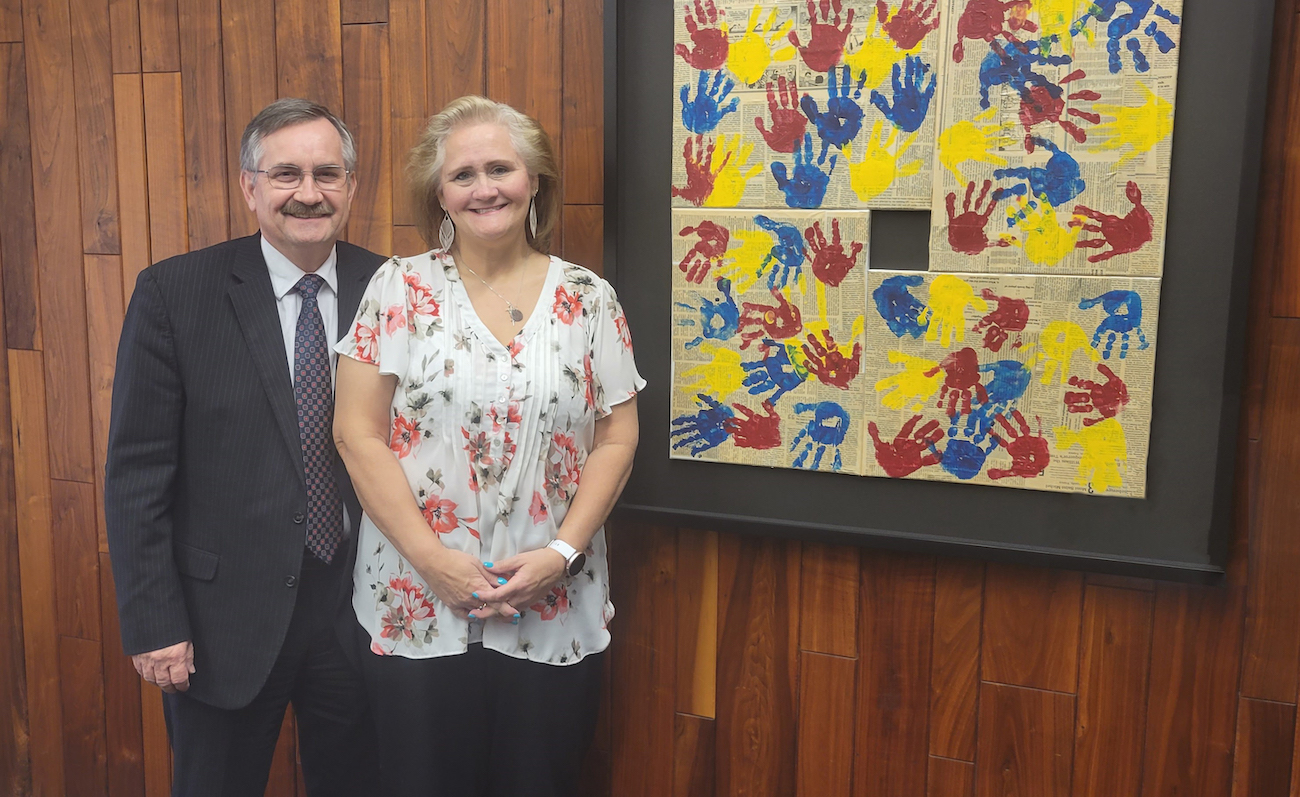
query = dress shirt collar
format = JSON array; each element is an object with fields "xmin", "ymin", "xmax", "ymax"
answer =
[{"xmin": 261, "ymin": 236, "xmax": 339, "ymax": 300}]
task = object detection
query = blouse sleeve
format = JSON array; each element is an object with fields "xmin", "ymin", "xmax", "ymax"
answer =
[
  {"xmin": 335, "ymin": 256, "xmax": 412, "ymax": 381},
  {"xmin": 588, "ymin": 277, "xmax": 646, "ymax": 418}
]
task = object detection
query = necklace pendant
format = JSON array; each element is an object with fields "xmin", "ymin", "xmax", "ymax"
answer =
[{"xmin": 509, "ymin": 307, "xmax": 524, "ymax": 323}]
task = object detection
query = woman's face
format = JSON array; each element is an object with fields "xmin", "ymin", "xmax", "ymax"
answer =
[{"xmin": 437, "ymin": 122, "xmax": 538, "ymax": 247}]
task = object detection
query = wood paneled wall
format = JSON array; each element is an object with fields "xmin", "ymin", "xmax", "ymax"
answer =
[{"xmin": 2, "ymin": 2, "xmax": 1299, "ymax": 797}]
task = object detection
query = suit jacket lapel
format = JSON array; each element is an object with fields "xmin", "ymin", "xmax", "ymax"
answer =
[
  {"xmin": 335, "ymin": 244, "xmax": 374, "ymax": 341},
  {"xmin": 228, "ymin": 235, "xmax": 306, "ymax": 486}
]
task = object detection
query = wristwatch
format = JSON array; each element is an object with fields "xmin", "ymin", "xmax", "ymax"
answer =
[{"xmin": 546, "ymin": 539, "xmax": 587, "ymax": 577}]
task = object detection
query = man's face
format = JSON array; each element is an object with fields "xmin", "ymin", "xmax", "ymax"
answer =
[{"xmin": 239, "ymin": 118, "xmax": 357, "ymax": 262}]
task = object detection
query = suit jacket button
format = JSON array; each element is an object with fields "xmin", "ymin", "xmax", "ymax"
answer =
[
  {"xmin": 285, "ymin": 575, "xmax": 297, "ymax": 588},
  {"xmin": 293, "ymin": 512, "xmax": 305, "ymax": 524}
]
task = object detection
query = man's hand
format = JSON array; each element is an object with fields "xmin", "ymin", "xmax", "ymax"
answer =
[{"xmin": 132, "ymin": 641, "xmax": 195, "ymax": 693}]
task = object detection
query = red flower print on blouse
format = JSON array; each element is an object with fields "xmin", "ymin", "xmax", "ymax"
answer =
[
  {"xmin": 462, "ymin": 429, "xmax": 494, "ymax": 469},
  {"xmin": 390, "ymin": 413, "xmax": 419, "ymax": 457},
  {"xmin": 531, "ymin": 585, "xmax": 570, "ymax": 621},
  {"xmin": 528, "ymin": 491, "xmax": 549, "ymax": 525},
  {"xmin": 353, "ymin": 321, "xmax": 378, "ymax": 363},
  {"xmin": 614, "ymin": 312, "xmax": 634, "ymax": 352},
  {"xmin": 553, "ymin": 285, "xmax": 583, "ymax": 324},
  {"xmin": 420, "ymin": 494, "xmax": 461, "ymax": 534},
  {"xmin": 582, "ymin": 353, "xmax": 597, "ymax": 410},
  {"xmin": 489, "ymin": 401, "xmax": 523, "ymax": 433},
  {"xmin": 506, "ymin": 338, "xmax": 525, "ymax": 358},
  {"xmin": 404, "ymin": 274, "xmax": 441, "ymax": 320},
  {"xmin": 379, "ymin": 573, "xmax": 436, "ymax": 640},
  {"xmin": 545, "ymin": 432, "xmax": 582, "ymax": 501},
  {"xmin": 383, "ymin": 304, "xmax": 407, "ymax": 335}
]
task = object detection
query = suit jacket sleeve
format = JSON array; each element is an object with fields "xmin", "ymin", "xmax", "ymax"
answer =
[{"xmin": 104, "ymin": 268, "xmax": 191, "ymax": 655}]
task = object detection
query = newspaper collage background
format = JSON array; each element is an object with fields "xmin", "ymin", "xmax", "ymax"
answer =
[{"xmin": 669, "ymin": 0, "xmax": 1179, "ymax": 497}]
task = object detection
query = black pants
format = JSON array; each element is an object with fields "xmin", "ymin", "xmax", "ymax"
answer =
[
  {"xmin": 163, "ymin": 552, "xmax": 378, "ymax": 797},
  {"xmin": 358, "ymin": 630, "xmax": 603, "ymax": 797}
]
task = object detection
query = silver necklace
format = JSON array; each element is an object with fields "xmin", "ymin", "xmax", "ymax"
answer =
[{"xmin": 460, "ymin": 261, "xmax": 525, "ymax": 323}]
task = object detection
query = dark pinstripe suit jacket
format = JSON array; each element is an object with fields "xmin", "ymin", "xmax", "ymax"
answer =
[{"xmin": 104, "ymin": 234, "xmax": 385, "ymax": 710}]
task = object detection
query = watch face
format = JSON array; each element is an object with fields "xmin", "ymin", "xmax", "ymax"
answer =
[{"xmin": 568, "ymin": 552, "xmax": 587, "ymax": 577}]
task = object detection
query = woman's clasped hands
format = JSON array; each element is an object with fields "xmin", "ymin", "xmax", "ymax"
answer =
[{"xmin": 422, "ymin": 545, "xmax": 568, "ymax": 624}]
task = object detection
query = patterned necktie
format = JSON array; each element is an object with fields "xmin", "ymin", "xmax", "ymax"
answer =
[{"xmin": 293, "ymin": 274, "xmax": 343, "ymax": 563}]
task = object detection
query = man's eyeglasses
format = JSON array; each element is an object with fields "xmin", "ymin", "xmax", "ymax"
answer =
[{"xmin": 255, "ymin": 165, "xmax": 351, "ymax": 190}]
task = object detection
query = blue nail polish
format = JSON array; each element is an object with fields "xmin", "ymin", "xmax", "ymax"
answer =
[
  {"xmin": 483, "ymin": 561, "xmax": 494, "ymax": 568},
  {"xmin": 511, "ymin": 619, "xmax": 518, "ymax": 625},
  {"xmin": 497, "ymin": 576, "xmax": 507, "ymax": 585},
  {"xmin": 513, "ymin": 613, "xmax": 520, "ymax": 619},
  {"xmin": 471, "ymin": 592, "xmax": 480, "ymax": 600},
  {"xmin": 467, "ymin": 612, "xmax": 476, "ymax": 619}
]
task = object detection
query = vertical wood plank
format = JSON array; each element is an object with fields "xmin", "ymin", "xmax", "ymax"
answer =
[
  {"xmin": 392, "ymin": 225, "xmax": 427, "ymax": 257},
  {"xmin": 854, "ymin": 551, "xmax": 934, "ymax": 797},
  {"xmin": 1072, "ymin": 585, "xmax": 1153, "ymax": 797},
  {"xmin": 0, "ymin": 0, "xmax": 19, "ymax": 41},
  {"xmin": 220, "ymin": 0, "xmax": 276, "ymax": 239},
  {"xmin": 341, "ymin": 22, "xmax": 392, "ymax": 256},
  {"xmin": 51, "ymin": 479, "xmax": 101, "ymax": 640},
  {"xmin": 100, "ymin": 553, "xmax": 145, "ymax": 797},
  {"xmin": 1084, "ymin": 573, "xmax": 1155, "ymax": 592},
  {"xmin": 981, "ymin": 563, "xmax": 1082, "ymax": 693},
  {"xmin": 142, "ymin": 71, "xmax": 188, "ymax": 261},
  {"xmin": 1230, "ymin": 698, "xmax": 1295, "ymax": 797},
  {"xmin": 797, "ymin": 651, "xmax": 855, "ymax": 797},
  {"xmin": 59, "ymin": 635, "xmax": 108, "ymax": 796},
  {"xmin": 798, "ymin": 542, "xmax": 858, "ymax": 657},
  {"xmin": 85, "ymin": 254, "xmax": 124, "ymax": 551},
  {"xmin": 340, "ymin": 0, "xmax": 386, "ymax": 24},
  {"xmin": 609, "ymin": 521, "xmax": 677, "ymax": 797},
  {"xmin": 275, "ymin": 0, "xmax": 343, "ymax": 112},
  {"xmin": 425, "ymin": 0, "xmax": 483, "ymax": 115},
  {"xmin": 486, "ymin": 0, "xmax": 561, "ymax": 140},
  {"xmin": 929, "ymin": 557, "xmax": 983, "ymax": 762},
  {"xmin": 113, "ymin": 74, "xmax": 152, "ymax": 292},
  {"xmin": 266, "ymin": 710, "xmax": 297, "ymax": 796},
  {"xmin": 675, "ymin": 528, "xmax": 717, "ymax": 719},
  {"xmin": 715, "ymin": 534, "xmax": 797, "ymax": 797},
  {"xmin": 24, "ymin": 0, "xmax": 96, "ymax": 483},
  {"xmin": 975, "ymin": 683, "xmax": 1074, "ymax": 797},
  {"xmin": 137, "ymin": 0, "xmax": 178, "ymax": 72},
  {"xmin": 929, "ymin": 757, "xmax": 974, "ymax": 797},
  {"xmin": 178, "ymin": 0, "xmax": 228, "ymax": 250},
  {"xmin": 562, "ymin": 0, "xmax": 601, "ymax": 204},
  {"xmin": 0, "ymin": 44, "xmax": 41, "ymax": 350},
  {"xmin": 140, "ymin": 683, "xmax": 169, "ymax": 797},
  {"xmin": 562, "ymin": 205, "xmax": 604, "ymax": 273},
  {"xmin": 673, "ymin": 713, "xmax": 715, "ymax": 797},
  {"xmin": 108, "ymin": 0, "xmax": 141, "ymax": 73},
  {"xmin": 387, "ymin": 0, "xmax": 425, "ymax": 227},
  {"xmin": 10, "ymin": 350, "xmax": 66, "ymax": 797},
  {"xmin": 70, "ymin": 0, "xmax": 121, "ymax": 254}
]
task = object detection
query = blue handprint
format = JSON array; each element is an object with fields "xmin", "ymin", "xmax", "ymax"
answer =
[
  {"xmin": 771, "ymin": 133, "xmax": 836, "ymax": 210},
  {"xmin": 940, "ymin": 423, "xmax": 998, "ymax": 480},
  {"xmin": 960, "ymin": 360, "xmax": 1033, "ymax": 441},
  {"xmin": 870, "ymin": 56, "xmax": 937, "ymax": 134},
  {"xmin": 671, "ymin": 393, "xmax": 735, "ymax": 456},
  {"xmin": 675, "ymin": 277, "xmax": 740, "ymax": 349},
  {"xmin": 992, "ymin": 137, "xmax": 1085, "ymax": 217},
  {"xmin": 1079, "ymin": 290, "xmax": 1149, "ymax": 359},
  {"xmin": 680, "ymin": 69, "xmax": 740, "ymax": 134},
  {"xmin": 740, "ymin": 340, "xmax": 808, "ymax": 404},
  {"xmin": 754, "ymin": 215, "xmax": 806, "ymax": 290},
  {"xmin": 790, "ymin": 401, "xmax": 849, "ymax": 471},
  {"xmin": 872, "ymin": 274, "xmax": 929, "ymax": 339},
  {"xmin": 978, "ymin": 40, "xmax": 1073, "ymax": 111},
  {"xmin": 800, "ymin": 65, "xmax": 867, "ymax": 156},
  {"xmin": 1075, "ymin": 0, "xmax": 1180, "ymax": 74}
]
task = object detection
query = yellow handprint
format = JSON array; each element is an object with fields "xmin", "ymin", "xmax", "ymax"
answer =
[
  {"xmin": 678, "ymin": 342, "xmax": 746, "ymax": 398},
  {"xmin": 843, "ymin": 11, "xmax": 900, "ymax": 91},
  {"xmin": 704, "ymin": 135, "xmax": 763, "ymax": 207},
  {"xmin": 715, "ymin": 228, "xmax": 775, "ymax": 294},
  {"xmin": 1054, "ymin": 417, "xmax": 1127, "ymax": 493},
  {"xmin": 1024, "ymin": 320, "xmax": 1099, "ymax": 385},
  {"xmin": 843, "ymin": 120, "xmax": 922, "ymax": 204},
  {"xmin": 920, "ymin": 274, "xmax": 987, "ymax": 348},
  {"xmin": 937, "ymin": 107, "xmax": 1019, "ymax": 182},
  {"xmin": 1036, "ymin": 0, "xmax": 1093, "ymax": 55},
  {"xmin": 727, "ymin": 5, "xmax": 796, "ymax": 86},
  {"xmin": 1010, "ymin": 196, "xmax": 1081, "ymax": 268},
  {"xmin": 874, "ymin": 350, "xmax": 942, "ymax": 412},
  {"xmin": 1088, "ymin": 83, "xmax": 1173, "ymax": 165}
]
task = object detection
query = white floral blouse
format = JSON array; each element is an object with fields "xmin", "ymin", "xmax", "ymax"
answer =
[{"xmin": 336, "ymin": 250, "xmax": 645, "ymax": 665}]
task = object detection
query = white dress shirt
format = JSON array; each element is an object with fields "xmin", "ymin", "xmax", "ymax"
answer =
[{"xmin": 261, "ymin": 236, "xmax": 341, "ymax": 385}]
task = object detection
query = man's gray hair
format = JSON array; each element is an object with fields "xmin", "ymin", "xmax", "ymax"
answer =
[{"xmin": 239, "ymin": 98, "xmax": 357, "ymax": 173}]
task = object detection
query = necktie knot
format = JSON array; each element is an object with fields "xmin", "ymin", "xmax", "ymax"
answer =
[{"xmin": 295, "ymin": 274, "xmax": 325, "ymax": 302}]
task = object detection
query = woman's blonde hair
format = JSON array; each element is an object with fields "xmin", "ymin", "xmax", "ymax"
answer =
[{"xmin": 408, "ymin": 95, "xmax": 561, "ymax": 254}]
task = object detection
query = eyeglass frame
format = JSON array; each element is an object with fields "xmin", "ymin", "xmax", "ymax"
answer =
[{"xmin": 251, "ymin": 164, "xmax": 353, "ymax": 191}]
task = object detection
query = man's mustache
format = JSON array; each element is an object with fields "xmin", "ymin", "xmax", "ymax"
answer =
[{"xmin": 281, "ymin": 199, "xmax": 334, "ymax": 218}]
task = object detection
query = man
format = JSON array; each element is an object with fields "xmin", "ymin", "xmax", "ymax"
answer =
[{"xmin": 105, "ymin": 98, "xmax": 385, "ymax": 795}]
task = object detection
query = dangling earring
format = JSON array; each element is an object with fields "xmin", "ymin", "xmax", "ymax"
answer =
[
  {"xmin": 439, "ymin": 212, "xmax": 455, "ymax": 251},
  {"xmin": 527, "ymin": 194, "xmax": 538, "ymax": 239}
]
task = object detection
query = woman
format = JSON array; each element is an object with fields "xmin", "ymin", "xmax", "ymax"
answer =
[{"xmin": 333, "ymin": 95, "xmax": 643, "ymax": 795}]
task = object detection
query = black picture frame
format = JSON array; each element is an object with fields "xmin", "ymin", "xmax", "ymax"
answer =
[{"xmin": 603, "ymin": 0, "xmax": 1276, "ymax": 582}]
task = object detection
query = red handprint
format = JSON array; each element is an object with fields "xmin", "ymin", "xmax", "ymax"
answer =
[
  {"xmin": 877, "ymin": 0, "xmax": 941, "ymax": 51},
  {"xmin": 869, "ymin": 414, "xmax": 943, "ymax": 477},
  {"xmin": 804, "ymin": 219, "xmax": 862, "ymax": 288},
  {"xmin": 1070, "ymin": 181, "xmax": 1154, "ymax": 263},
  {"xmin": 947, "ymin": 179, "xmax": 1012, "ymax": 256},
  {"xmin": 738, "ymin": 288, "xmax": 803, "ymax": 349},
  {"xmin": 674, "ymin": 0, "xmax": 729, "ymax": 70},
  {"xmin": 802, "ymin": 329, "xmax": 861, "ymax": 389},
  {"xmin": 725, "ymin": 400, "xmax": 782, "ymax": 449},
  {"xmin": 1019, "ymin": 70, "xmax": 1101, "ymax": 150},
  {"xmin": 971, "ymin": 288, "xmax": 1028, "ymax": 352},
  {"xmin": 754, "ymin": 76, "xmax": 808, "ymax": 153},
  {"xmin": 678, "ymin": 220, "xmax": 730, "ymax": 284},
  {"xmin": 987, "ymin": 410, "xmax": 1050, "ymax": 479},
  {"xmin": 672, "ymin": 134, "xmax": 726, "ymax": 207},
  {"xmin": 952, "ymin": 0, "xmax": 1036, "ymax": 62},
  {"xmin": 788, "ymin": 0, "xmax": 855, "ymax": 73},
  {"xmin": 1065, "ymin": 363, "xmax": 1129, "ymax": 426},
  {"xmin": 925, "ymin": 347, "xmax": 988, "ymax": 417}
]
